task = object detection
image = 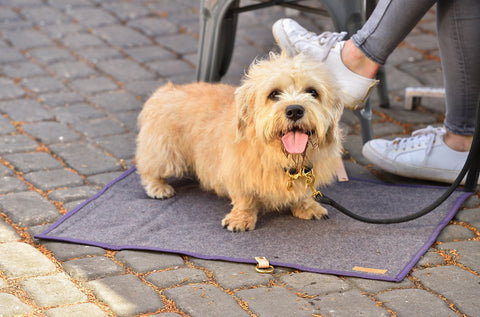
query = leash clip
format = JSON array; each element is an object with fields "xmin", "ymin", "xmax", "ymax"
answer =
[
  {"xmin": 301, "ymin": 168, "xmax": 323, "ymax": 199},
  {"xmin": 285, "ymin": 168, "xmax": 323, "ymax": 198}
]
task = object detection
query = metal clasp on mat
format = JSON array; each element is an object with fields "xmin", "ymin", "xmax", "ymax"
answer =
[{"xmin": 255, "ymin": 257, "xmax": 274, "ymax": 274}]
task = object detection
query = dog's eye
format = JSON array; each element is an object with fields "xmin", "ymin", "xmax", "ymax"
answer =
[
  {"xmin": 306, "ymin": 88, "xmax": 319, "ymax": 98},
  {"xmin": 268, "ymin": 90, "xmax": 281, "ymax": 101}
]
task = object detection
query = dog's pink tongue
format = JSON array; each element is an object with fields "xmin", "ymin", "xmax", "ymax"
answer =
[{"xmin": 282, "ymin": 131, "xmax": 309, "ymax": 154}]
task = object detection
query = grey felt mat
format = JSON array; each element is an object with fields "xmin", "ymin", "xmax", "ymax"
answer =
[{"xmin": 37, "ymin": 167, "xmax": 471, "ymax": 282}]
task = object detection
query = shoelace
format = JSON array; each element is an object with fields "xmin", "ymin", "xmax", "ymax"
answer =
[
  {"xmin": 299, "ymin": 31, "xmax": 347, "ymax": 61},
  {"xmin": 391, "ymin": 126, "xmax": 446, "ymax": 155}
]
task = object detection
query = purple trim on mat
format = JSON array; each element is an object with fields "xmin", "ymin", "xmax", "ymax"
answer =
[
  {"xmin": 394, "ymin": 191, "xmax": 472, "ymax": 281},
  {"xmin": 349, "ymin": 176, "xmax": 466, "ymax": 191},
  {"xmin": 37, "ymin": 229, "xmax": 402, "ymax": 282},
  {"xmin": 35, "ymin": 166, "xmax": 137, "ymax": 238},
  {"xmin": 35, "ymin": 166, "xmax": 473, "ymax": 282}
]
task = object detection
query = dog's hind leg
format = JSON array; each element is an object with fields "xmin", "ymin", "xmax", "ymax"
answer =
[
  {"xmin": 291, "ymin": 197, "xmax": 328, "ymax": 220},
  {"xmin": 136, "ymin": 138, "xmax": 187, "ymax": 200}
]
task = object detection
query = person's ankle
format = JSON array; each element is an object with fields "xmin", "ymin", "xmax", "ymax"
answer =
[
  {"xmin": 341, "ymin": 40, "xmax": 380, "ymax": 79},
  {"xmin": 443, "ymin": 130, "xmax": 473, "ymax": 152}
]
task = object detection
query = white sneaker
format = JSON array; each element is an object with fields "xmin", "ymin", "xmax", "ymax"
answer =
[
  {"xmin": 272, "ymin": 18, "xmax": 379, "ymax": 110},
  {"xmin": 362, "ymin": 126, "xmax": 476, "ymax": 184}
]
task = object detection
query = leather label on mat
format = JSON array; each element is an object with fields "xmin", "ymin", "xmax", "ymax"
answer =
[
  {"xmin": 335, "ymin": 159, "xmax": 349, "ymax": 182},
  {"xmin": 352, "ymin": 266, "xmax": 387, "ymax": 275}
]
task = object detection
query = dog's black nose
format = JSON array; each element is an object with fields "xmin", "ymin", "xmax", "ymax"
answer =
[{"xmin": 285, "ymin": 105, "xmax": 305, "ymax": 121}]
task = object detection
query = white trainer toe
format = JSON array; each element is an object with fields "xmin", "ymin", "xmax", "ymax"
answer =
[
  {"xmin": 362, "ymin": 126, "xmax": 475, "ymax": 184},
  {"xmin": 272, "ymin": 18, "xmax": 379, "ymax": 110}
]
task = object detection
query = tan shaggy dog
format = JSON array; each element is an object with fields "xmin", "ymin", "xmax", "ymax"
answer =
[{"xmin": 136, "ymin": 52, "xmax": 344, "ymax": 232}]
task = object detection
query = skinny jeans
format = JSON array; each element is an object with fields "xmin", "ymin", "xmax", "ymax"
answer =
[{"xmin": 351, "ymin": 0, "xmax": 480, "ymax": 135}]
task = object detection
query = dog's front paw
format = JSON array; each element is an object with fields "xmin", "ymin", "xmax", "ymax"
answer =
[
  {"xmin": 222, "ymin": 209, "xmax": 257, "ymax": 232},
  {"xmin": 144, "ymin": 180, "xmax": 175, "ymax": 199},
  {"xmin": 291, "ymin": 199, "xmax": 328, "ymax": 220}
]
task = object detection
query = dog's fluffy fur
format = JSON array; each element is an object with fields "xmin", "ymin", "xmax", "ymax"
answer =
[{"xmin": 136, "ymin": 53, "xmax": 343, "ymax": 231}]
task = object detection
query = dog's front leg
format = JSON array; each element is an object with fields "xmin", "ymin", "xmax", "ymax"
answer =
[
  {"xmin": 222, "ymin": 197, "xmax": 258, "ymax": 232},
  {"xmin": 291, "ymin": 196, "xmax": 329, "ymax": 220}
]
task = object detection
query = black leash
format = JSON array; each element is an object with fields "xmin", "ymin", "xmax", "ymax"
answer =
[{"xmin": 314, "ymin": 99, "xmax": 480, "ymax": 224}]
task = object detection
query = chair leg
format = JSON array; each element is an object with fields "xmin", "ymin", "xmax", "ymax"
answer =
[
  {"xmin": 376, "ymin": 66, "xmax": 390, "ymax": 108},
  {"xmin": 196, "ymin": 0, "xmax": 239, "ymax": 82},
  {"xmin": 354, "ymin": 100, "xmax": 374, "ymax": 143}
]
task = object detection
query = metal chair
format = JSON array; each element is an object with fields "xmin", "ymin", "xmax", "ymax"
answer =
[{"xmin": 196, "ymin": 0, "xmax": 390, "ymax": 143}]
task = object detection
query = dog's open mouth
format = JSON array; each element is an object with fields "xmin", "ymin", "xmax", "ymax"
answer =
[{"xmin": 281, "ymin": 128, "xmax": 316, "ymax": 154}]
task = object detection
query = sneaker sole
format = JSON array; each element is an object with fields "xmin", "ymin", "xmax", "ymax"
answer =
[
  {"xmin": 272, "ymin": 20, "xmax": 298, "ymax": 56},
  {"xmin": 362, "ymin": 142, "xmax": 475, "ymax": 185}
]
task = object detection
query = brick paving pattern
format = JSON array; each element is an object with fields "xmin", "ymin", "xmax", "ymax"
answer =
[{"xmin": 0, "ymin": 0, "xmax": 479, "ymax": 316}]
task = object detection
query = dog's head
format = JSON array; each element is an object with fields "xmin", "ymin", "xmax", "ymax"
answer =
[{"xmin": 235, "ymin": 52, "xmax": 343, "ymax": 158}]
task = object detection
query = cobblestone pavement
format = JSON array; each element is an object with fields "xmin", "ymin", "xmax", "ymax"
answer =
[{"xmin": 1, "ymin": 1, "xmax": 479, "ymax": 316}]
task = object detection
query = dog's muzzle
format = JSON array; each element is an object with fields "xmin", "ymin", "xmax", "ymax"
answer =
[{"xmin": 281, "ymin": 105, "xmax": 315, "ymax": 154}]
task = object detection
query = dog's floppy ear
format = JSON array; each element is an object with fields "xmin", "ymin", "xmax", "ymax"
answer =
[{"xmin": 234, "ymin": 81, "xmax": 255, "ymax": 141}]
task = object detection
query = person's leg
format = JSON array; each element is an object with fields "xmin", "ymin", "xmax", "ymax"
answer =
[
  {"xmin": 350, "ymin": 0, "xmax": 437, "ymax": 66},
  {"xmin": 273, "ymin": 0, "xmax": 479, "ymax": 183},
  {"xmin": 437, "ymin": 0, "xmax": 480, "ymax": 151},
  {"xmin": 362, "ymin": 0, "xmax": 480, "ymax": 184},
  {"xmin": 272, "ymin": 0, "xmax": 437, "ymax": 109},
  {"xmin": 340, "ymin": 40, "xmax": 379, "ymax": 79}
]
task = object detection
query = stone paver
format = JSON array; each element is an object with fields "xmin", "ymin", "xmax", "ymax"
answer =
[
  {"xmin": 376, "ymin": 288, "xmax": 458, "ymax": 317},
  {"xmin": 47, "ymin": 186, "xmax": 99, "ymax": 204},
  {"xmin": 455, "ymin": 207, "xmax": 480, "ymax": 229},
  {"xmin": 236, "ymin": 286, "xmax": 319, "ymax": 316},
  {"xmin": 0, "ymin": 2, "xmax": 478, "ymax": 316},
  {"xmin": 53, "ymin": 103, "xmax": 105, "ymax": 124},
  {"xmin": 88, "ymin": 91, "xmax": 143, "ymax": 113},
  {"xmin": 43, "ymin": 241, "xmax": 106, "ymax": 262},
  {"xmin": 436, "ymin": 224, "xmax": 476, "ymax": 242},
  {"xmin": 44, "ymin": 303, "xmax": 109, "ymax": 317},
  {"xmin": 164, "ymin": 284, "xmax": 250, "ymax": 317},
  {"xmin": 346, "ymin": 276, "xmax": 415, "ymax": 294},
  {"xmin": 412, "ymin": 266, "xmax": 480, "ymax": 316},
  {"xmin": 315, "ymin": 289, "xmax": 390, "ymax": 316},
  {"xmin": 279, "ymin": 272, "xmax": 351, "ymax": 296},
  {"xmin": 0, "ymin": 176, "xmax": 28, "ymax": 194},
  {"xmin": 436, "ymin": 240, "xmax": 480, "ymax": 273},
  {"xmin": 24, "ymin": 169, "xmax": 84, "ymax": 190},
  {"xmin": 146, "ymin": 268, "xmax": 208, "ymax": 288},
  {"xmin": 0, "ymin": 192, "xmax": 59, "ymax": 226},
  {"xmin": 3, "ymin": 152, "xmax": 63, "ymax": 173},
  {"xmin": 414, "ymin": 250, "xmax": 446, "ymax": 267},
  {"xmin": 50, "ymin": 143, "xmax": 122, "ymax": 175},
  {"xmin": 191, "ymin": 259, "xmax": 273, "ymax": 290},
  {"xmin": 0, "ymin": 117, "xmax": 16, "ymax": 135},
  {"xmin": 0, "ymin": 242, "xmax": 56, "ymax": 278},
  {"xmin": 115, "ymin": 250, "xmax": 184, "ymax": 273},
  {"xmin": 0, "ymin": 219, "xmax": 20, "ymax": 242},
  {"xmin": 0, "ymin": 135, "xmax": 38, "ymax": 155},
  {"xmin": 87, "ymin": 274, "xmax": 164, "ymax": 317},
  {"xmin": 0, "ymin": 99, "xmax": 52, "ymax": 122},
  {"xmin": 0, "ymin": 78, "xmax": 26, "ymax": 100},
  {"xmin": 73, "ymin": 118, "xmax": 127, "ymax": 138},
  {"xmin": 21, "ymin": 274, "xmax": 87, "ymax": 307},
  {"xmin": 62, "ymin": 256, "xmax": 124, "ymax": 281},
  {"xmin": 0, "ymin": 293, "xmax": 33, "ymax": 316}
]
